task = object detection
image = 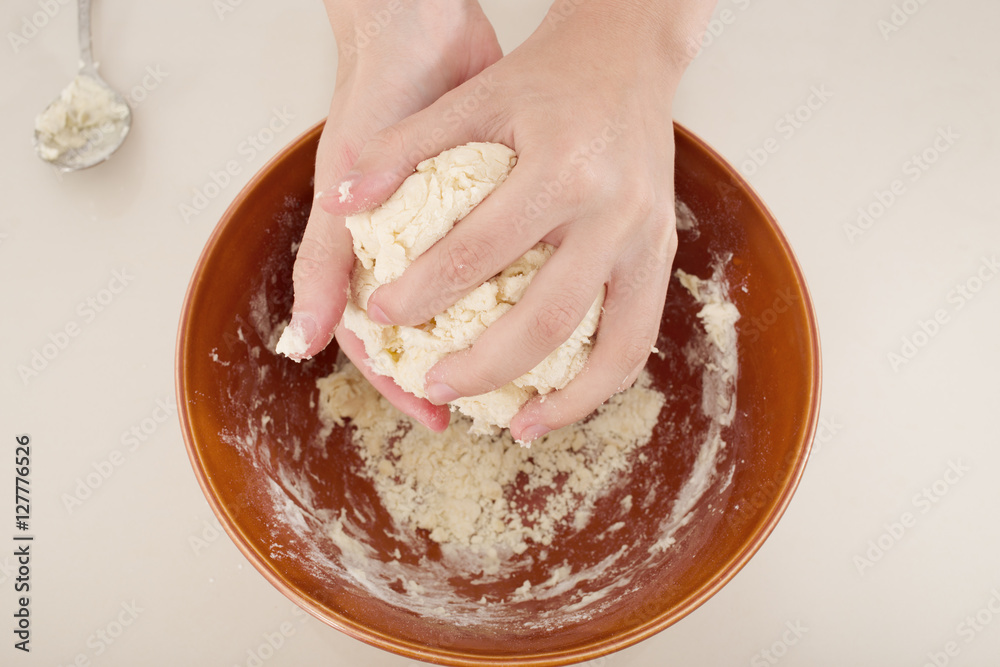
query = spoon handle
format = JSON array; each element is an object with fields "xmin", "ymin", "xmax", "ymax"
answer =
[{"xmin": 78, "ymin": 0, "xmax": 95, "ymax": 73}]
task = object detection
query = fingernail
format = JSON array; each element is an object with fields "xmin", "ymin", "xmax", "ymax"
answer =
[
  {"xmin": 426, "ymin": 383, "xmax": 460, "ymax": 405},
  {"xmin": 319, "ymin": 171, "xmax": 360, "ymax": 204},
  {"xmin": 367, "ymin": 302, "xmax": 393, "ymax": 326},
  {"xmin": 275, "ymin": 313, "xmax": 318, "ymax": 361},
  {"xmin": 519, "ymin": 424, "xmax": 551, "ymax": 443}
]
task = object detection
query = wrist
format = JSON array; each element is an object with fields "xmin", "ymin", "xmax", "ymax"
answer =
[
  {"xmin": 326, "ymin": 0, "xmax": 484, "ymax": 66},
  {"xmin": 541, "ymin": 0, "xmax": 716, "ymax": 80}
]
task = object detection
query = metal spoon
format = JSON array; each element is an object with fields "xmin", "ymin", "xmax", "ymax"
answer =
[{"xmin": 33, "ymin": 0, "xmax": 132, "ymax": 171}]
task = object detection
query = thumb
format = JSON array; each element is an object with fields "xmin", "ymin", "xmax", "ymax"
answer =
[
  {"xmin": 316, "ymin": 89, "xmax": 485, "ymax": 217},
  {"xmin": 277, "ymin": 119, "xmax": 358, "ymax": 361},
  {"xmin": 276, "ymin": 204, "xmax": 354, "ymax": 361}
]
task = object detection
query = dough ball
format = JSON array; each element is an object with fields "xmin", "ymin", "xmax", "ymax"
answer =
[{"xmin": 342, "ymin": 142, "xmax": 604, "ymax": 434}]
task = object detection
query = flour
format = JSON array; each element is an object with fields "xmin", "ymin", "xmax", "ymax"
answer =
[
  {"xmin": 295, "ymin": 252, "xmax": 741, "ymax": 617},
  {"xmin": 228, "ymin": 196, "xmax": 743, "ymax": 627},
  {"xmin": 647, "ymin": 259, "xmax": 741, "ymax": 556},
  {"xmin": 317, "ymin": 360, "xmax": 664, "ymax": 558}
]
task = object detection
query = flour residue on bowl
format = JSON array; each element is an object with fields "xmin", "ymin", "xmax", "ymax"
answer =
[
  {"xmin": 254, "ymin": 262, "xmax": 739, "ymax": 627},
  {"xmin": 317, "ymin": 361, "xmax": 664, "ymax": 559},
  {"xmin": 220, "ymin": 198, "xmax": 742, "ymax": 630},
  {"xmin": 649, "ymin": 261, "xmax": 741, "ymax": 554}
]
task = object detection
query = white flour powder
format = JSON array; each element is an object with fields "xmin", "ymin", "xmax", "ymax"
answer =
[{"xmin": 317, "ymin": 361, "xmax": 665, "ymax": 560}]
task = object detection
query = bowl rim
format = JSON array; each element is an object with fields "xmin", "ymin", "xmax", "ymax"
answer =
[{"xmin": 176, "ymin": 119, "xmax": 822, "ymax": 666}]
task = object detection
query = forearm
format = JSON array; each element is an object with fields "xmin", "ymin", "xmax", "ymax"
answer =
[
  {"xmin": 322, "ymin": 0, "xmax": 496, "ymax": 93},
  {"xmin": 322, "ymin": 0, "xmax": 481, "ymax": 60},
  {"xmin": 542, "ymin": 0, "xmax": 717, "ymax": 82}
]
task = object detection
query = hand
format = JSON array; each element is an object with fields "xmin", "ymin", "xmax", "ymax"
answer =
[
  {"xmin": 318, "ymin": 1, "xmax": 714, "ymax": 441},
  {"xmin": 283, "ymin": 0, "xmax": 502, "ymax": 430}
]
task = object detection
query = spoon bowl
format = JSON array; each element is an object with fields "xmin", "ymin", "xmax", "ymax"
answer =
[{"xmin": 34, "ymin": 0, "xmax": 131, "ymax": 171}]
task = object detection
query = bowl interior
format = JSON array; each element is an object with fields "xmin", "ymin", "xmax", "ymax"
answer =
[{"xmin": 177, "ymin": 122, "xmax": 820, "ymax": 665}]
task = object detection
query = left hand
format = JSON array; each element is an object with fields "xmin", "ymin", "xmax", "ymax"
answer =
[
  {"xmin": 318, "ymin": 1, "xmax": 713, "ymax": 441},
  {"xmin": 284, "ymin": 0, "xmax": 504, "ymax": 431}
]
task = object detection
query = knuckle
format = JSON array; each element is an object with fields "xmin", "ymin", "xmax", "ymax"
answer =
[
  {"xmin": 610, "ymin": 261, "xmax": 660, "ymax": 308},
  {"xmin": 618, "ymin": 181, "xmax": 657, "ymax": 221},
  {"xmin": 375, "ymin": 287, "xmax": 422, "ymax": 325},
  {"xmin": 439, "ymin": 236, "xmax": 498, "ymax": 289},
  {"xmin": 615, "ymin": 332, "xmax": 653, "ymax": 378},
  {"xmin": 368, "ymin": 124, "xmax": 408, "ymax": 161},
  {"xmin": 291, "ymin": 217, "xmax": 353, "ymax": 293},
  {"xmin": 465, "ymin": 364, "xmax": 503, "ymax": 395},
  {"xmin": 527, "ymin": 297, "xmax": 585, "ymax": 351},
  {"xmin": 663, "ymin": 225, "xmax": 679, "ymax": 261},
  {"xmin": 650, "ymin": 201, "xmax": 679, "ymax": 249},
  {"xmin": 292, "ymin": 242, "xmax": 332, "ymax": 288},
  {"xmin": 564, "ymin": 169, "xmax": 603, "ymax": 209}
]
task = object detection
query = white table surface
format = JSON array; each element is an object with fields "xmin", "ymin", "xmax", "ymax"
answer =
[{"xmin": 4, "ymin": 0, "xmax": 999, "ymax": 665}]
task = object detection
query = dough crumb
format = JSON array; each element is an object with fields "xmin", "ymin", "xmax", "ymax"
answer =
[
  {"xmin": 316, "ymin": 359, "xmax": 665, "ymax": 553},
  {"xmin": 338, "ymin": 180, "xmax": 353, "ymax": 203},
  {"xmin": 275, "ymin": 318, "xmax": 309, "ymax": 361}
]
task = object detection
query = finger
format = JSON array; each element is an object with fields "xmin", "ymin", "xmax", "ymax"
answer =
[
  {"xmin": 335, "ymin": 327, "xmax": 450, "ymax": 432},
  {"xmin": 423, "ymin": 231, "xmax": 610, "ymax": 405},
  {"xmin": 367, "ymin": 163, "xmax": 560, "ymax": 327},
  {"xmin": 508, "ymin": 233, "xmax": 677, "ymax": 442},
  {"xmin": 316, "ymin": 75, "xmax": 503, "ymax": 217},
  {"xmin": 276, "ymin": 203, "xmax": 354, "ymax": 361}
]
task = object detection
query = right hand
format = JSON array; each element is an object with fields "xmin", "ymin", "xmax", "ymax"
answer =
[{"xmin": 284, "ymin": 0, "xmax": 502, "ymax": 430}]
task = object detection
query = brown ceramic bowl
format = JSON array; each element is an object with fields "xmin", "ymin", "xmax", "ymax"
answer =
[{"xmin": 176, "ymin": 121, "xmax": 820, "ymax": 665}]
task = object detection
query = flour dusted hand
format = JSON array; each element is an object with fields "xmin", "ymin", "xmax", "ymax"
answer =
[
  {"xmin": 342, "ymin": 143, "xmax": 604, "ymax": 434},
  {"xmin": 281, "ymin": 0, "xmax": 716, "ymax": 438}
]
